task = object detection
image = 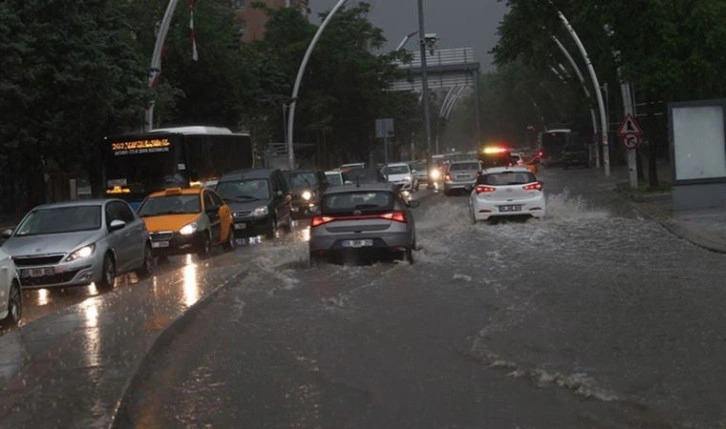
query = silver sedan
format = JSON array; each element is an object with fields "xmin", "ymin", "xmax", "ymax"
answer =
[{"xmin": 1, "ymin": 199, "xmax": 153, "ymax": 290}]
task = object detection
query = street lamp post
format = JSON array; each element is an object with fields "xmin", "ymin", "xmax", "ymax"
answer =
[
  {"xmin": 145, "ymin": 0, "xmax": 181, "ymax": 131},
  {"xmin": 417, "ymin": 0, "xmax": 435, "ymax": 188},
  {"xmin": 551, "ymin": 7, "xmax": 611, "ymax": 176},
  {"xmin": 286, "ymin": 0, "xmax": 349, "ymax": 170}
]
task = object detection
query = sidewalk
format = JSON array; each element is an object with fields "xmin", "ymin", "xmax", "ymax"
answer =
[{"xmin": 611, "ymin": 161, "xmax": 726, "ymax": 253}]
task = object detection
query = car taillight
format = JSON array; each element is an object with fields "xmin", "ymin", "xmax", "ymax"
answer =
[
  {"xmin": 475, "ymin": 185, "xmax": 496, "ymax": 194},
  {"xmin": 523, "ymin": 182, "xmax": 543, "ymax": 191},
  {"xmin": 445, "ymin": 173, "xmax": 452, "ymax": 181},
  {"xmin": 311, "ymin": 215, "xmax": 334, "ymax": 227},
  {"xmin": 380, "ymin": 211, "xmax": 407, "ymax": 223}
]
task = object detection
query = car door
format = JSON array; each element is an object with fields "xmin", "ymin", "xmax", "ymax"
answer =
[
  {"xmin": 209, "ymin": 190, "xmax": 231, "ymax": 243},
  {"xmin": 114, "ymin": 201, "xmax": 147, "ymax": 269},
  {"xmin": 272, "ymin": 171, "xmax": 291, "ymax": 224},
  {"xmin": 203, "ymin": 190, "xmax": 222, "ymax": 244},
  {"xmin": 105, "ymin": 202, "xmax": 133, "ymax": 273}
]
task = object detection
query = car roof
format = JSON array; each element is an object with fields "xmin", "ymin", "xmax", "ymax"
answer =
[
  {"xmin": 29, "ymin": 199, "xmax": 116, "ymax": 210},
  {"xmin": 322, "ymin": 182, "xmax": 397, "ymax": 195},
  {"xmin": 482, "ymin": 166, "xmax": 533, "ymax": 174},
  {"xmin": 449, "ymin": 159, "xmax": 480, "ymax": 164},
  {"xmin": 384, "ymin": 162, "xmax": 410, "ymax": 167},
  {"xmin": 147, "ymin": 187, "xmax": 203, "ymax": 198},
  {"xmin": 219, "ymin": 168, "xmax": 277, "ymax": 181}
]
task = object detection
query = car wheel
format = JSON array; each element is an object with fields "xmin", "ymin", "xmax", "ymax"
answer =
[
  {"xmin": 198, "ymin": 233, "xmax": 212, "ymax": 259},
  {"xmin": 470, "ymin": 206, "xmax": 478, "ymax": 224},
  {"xmin": 405, "ymin": 245, "xmax": 415, "ymax": 264},
  {"xmin": 98, "ymin": 253, "xmax": 116, "ymax": 291},
  {"xmin": 1, "ymin": 280, "xmax": 22, "ymax": 327},
  {"xmin": 266, "ymin": 217, "xmax": 278, "ymax": 239},
  {"xmin": 223, "ymin": 229, "xmax": 236, "ymax": 251},
  {"xmin": 136, "ymin": 243, "xmax": 154, "ymax": 279}
]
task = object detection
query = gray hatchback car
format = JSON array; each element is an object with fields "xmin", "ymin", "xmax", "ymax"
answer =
[
  {"xmin": 443, "ymin": 160, "xmax": 482, "ymax": 195},
  {"xmin": 1, "ymin": 199, "xmax": 153, "ymax": 290},
  {"xmin": 308, "ymin": 183, "xmax": 419, "ymax": 264}
]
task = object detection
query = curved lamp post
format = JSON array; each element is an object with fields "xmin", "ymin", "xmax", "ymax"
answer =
[
  {"xmin": 145, "ymin": 0, "xmax": 181, "ymax": 131},
  {"xmin": 286, "ymin": 0, "xmax": 350, "ymax": 170},
  {"xmin": 549, "ymin": 4, "xmax": 610, "ymax": 176}
]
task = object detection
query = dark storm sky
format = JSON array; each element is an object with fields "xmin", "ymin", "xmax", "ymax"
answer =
[{"xmin": 310, "ymin": 0, "xmax": 509, "ymax": 71}]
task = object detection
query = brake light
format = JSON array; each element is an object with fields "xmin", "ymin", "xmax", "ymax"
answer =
[
  {"xmin": 380, "ymin": 211, "xmax": 407, "ymax": 223},
  {"xmin": 523, "ymin": 182, "xmax": 543, "ymax": 191},
  {"xmin": 475, "ymin": 185, "xmax": 496, "ymax": 194},
  {"xmin": 311, "ymin": 215, "xmax": 334, "ymax": 227}
]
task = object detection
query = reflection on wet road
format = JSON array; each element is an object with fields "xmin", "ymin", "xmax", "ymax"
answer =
[{"xmin": 8, "ymin": 221, "xmax": 311, "ymax": 333}]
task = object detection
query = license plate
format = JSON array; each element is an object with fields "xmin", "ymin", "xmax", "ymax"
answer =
[
  {"xmin": 342, "ymin": 239, "xmax": 374, "ymax": 248},
  {"xmin": 152, "ymin": 241, "xmax": 170, "ymax": 248},
  {"xmin": 499, "ymin": 205, "xmax": 522, "ymax": 212},
  {"xmin": 234, "ymin": 223, "xmax": 247, "ymax": 230},
  {"xmin": 21, "ymin": 267, "xmax": 55, "ymax": 278}
]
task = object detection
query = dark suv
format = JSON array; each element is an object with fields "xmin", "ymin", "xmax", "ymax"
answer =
[
  {"xmin": 283, "ymin": 169, "xmax": 328, "ymax": 219},
  {"xmin": 215, "ymin": 169, "xmax": 292, "ymax": 238}
]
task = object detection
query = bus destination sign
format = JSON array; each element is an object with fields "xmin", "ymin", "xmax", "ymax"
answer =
[{"xmin": 112, "ymin": 138, "xmax": 171, "ymax": 156}]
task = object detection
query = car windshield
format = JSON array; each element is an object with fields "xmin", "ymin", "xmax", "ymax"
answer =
[
  {"xmin": 382, "ymin": 165, "xmax": 409, "ymax": 175},
  {"xmin": 216, "ymin": 179, "xmax": 270, "ymax": 202},
  {"xmin": 322, "ymin": 191, "xmax": 394, "ymax": 214},
  {"xmin": 15, "ymin": 206, "xmax": 102, "ymax": 236},
  {"xmin": 325, "ymin": 172, "xmax": 343, "ymax": 186},
  {"xmin": 449, "ymin": 163, "xmax": 480, "ymax": 171},
  {"xmin": 137, "ymin": 194, "xmax": 201, "ymax": 216},
  {"xmin": 479, "ymin": 171, "xmax": 537, "ymax": 186},
  {"xmin": 286, "ymin": 172, "xmax": 318, "ymax": 190}
]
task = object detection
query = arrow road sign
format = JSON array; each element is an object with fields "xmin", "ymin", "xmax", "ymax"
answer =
[
  {"xmin": 617, "ymin": 113, "xmax": 643, "ymax": 136},
  {"xmin": 622, "ymin": 132, "xmax": 641, "ymax": 149}
]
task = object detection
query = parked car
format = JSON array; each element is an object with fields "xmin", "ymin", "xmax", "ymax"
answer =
[
  {"xmin": 381, "ymin": 162, "xmax": 418, "ymax": 191},
  {"xmin": 215, "ymin": 168, "xmax": 292, "ymax": 238},
  {"xmin": 443, "ymin": 160, "xmax": 482, "ymax": 196},
  {"xmin": 137, "ymin": 187, "xmax": 235, "ymax": 258},
  {"xmin": 309, "ymin": 183, "xmax": 420, "ymax": 264},
  {"xmin": 0, "ymin": 247, "xmax": 22, "ymax": 327},
  {"xmin": 469, "ymin": 166, "xmax": 546, "ymax": 222},
  {"xmin": 283, "ymin": 169, "xmax": 328, "ymax": 219},
  {"xmin": 1, "ymin": 199, "xmax": 153, "ymax": 290}
]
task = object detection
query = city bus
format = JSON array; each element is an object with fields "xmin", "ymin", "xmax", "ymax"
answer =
[
  {"xmin": 537, "ymin": 129, "xmax": 584, "ymax": 166},
  {"xmin": 101, "ymin": 126, "xmax": 253, "ymax": 208}
]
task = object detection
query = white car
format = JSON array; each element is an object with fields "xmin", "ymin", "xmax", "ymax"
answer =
[
  {"xmin": 381, "ymin": 162, "xmax": 417, "ymax": 191},
  {"xmin": 0, "ymin": 247, "xmax": 22, "ymax": 327},
  {"xmin": 469, "ymin": 166, "xmax": 546, "ymax": 222}
]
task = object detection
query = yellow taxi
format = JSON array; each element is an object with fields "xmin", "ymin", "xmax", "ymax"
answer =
[{"xmin": 137, "ymin": 187, "xmax": 235, "ymax": 258}]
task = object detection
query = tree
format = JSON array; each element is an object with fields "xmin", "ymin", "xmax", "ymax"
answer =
[{"xmin": 0, "ymin": 0, "xmax": 149, "ymax": 211}]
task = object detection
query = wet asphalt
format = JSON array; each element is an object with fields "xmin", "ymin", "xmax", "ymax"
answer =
[{"xmin": 111, "ymin": 166, "xmax": 726, "ymax": 429}]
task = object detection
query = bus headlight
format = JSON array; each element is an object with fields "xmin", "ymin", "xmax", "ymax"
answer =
[
  {"xmin": 252, "ymin": 206, "xmax": 269, "ymax": 217},
  {"xmin": 179, "ymin": 222, "xmax": 198, "ymax": 235},
  {"xmin": 301, "ymin": 190, "xmax": 313, "ymax": 201}
]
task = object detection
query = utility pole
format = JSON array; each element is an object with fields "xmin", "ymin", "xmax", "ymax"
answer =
[{"xmin": 417, "ymin": 0, "xmax": 434, "ymax": 188}]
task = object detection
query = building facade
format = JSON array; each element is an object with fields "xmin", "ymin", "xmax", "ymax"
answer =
[{"xmin": 233, "ymin": 0, "xmax": 310, "ymax": 42}]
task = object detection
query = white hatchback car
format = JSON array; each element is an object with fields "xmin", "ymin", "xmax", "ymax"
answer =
[
  {"xmin": 0, "ymin": 247, "xmax": 22, "ymax": 327},
  {"xmin": 469, "ymin": 167, "xmax": 546, "ymax": 222}
]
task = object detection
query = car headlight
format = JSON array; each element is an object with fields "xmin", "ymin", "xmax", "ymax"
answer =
[
  {"xmin": 430, "ymin": 169, "xmax": 441, "ymax": 180},
  {"xmin": 301, "ymin": 190, "xmax": 313, "ymax": 201},
  {"xmin": 179, "ymin": 222, "xmax": 198, "ymax": 235},
  {"xmin": 66, "ymin": 243, "xmax": 95, "ymax": 262},
  {"xmin": 404, "ymin": 175, "xmax": 412, "ymax": 182},
  {"xmin": 252, "ymin": 206, "xmax": 269, "ymax": 217}
]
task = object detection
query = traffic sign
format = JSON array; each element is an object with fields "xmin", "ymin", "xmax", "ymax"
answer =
[
  {"xmin": 622, "ymin": 132, "xmax": 641, "ymax": 149},
  {"xmin": 617, "ymin": 113, "xmax": 643, "ymax": 136},
  {"xmin": 375, "ymin": 118, "xmax": 395, "ymax": 139}
]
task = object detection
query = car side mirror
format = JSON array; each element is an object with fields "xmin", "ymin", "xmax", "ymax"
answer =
[
  {"xmin": 407, "ymin": 200, "xmax": 421, "ymax": 209},
  {"xmin": 1, "ymin": 228, "xmax": 13, "ymax": 239},
  {"xmin": 109, "ymin": 219, "xmax": 126, "ymax": 231}
]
